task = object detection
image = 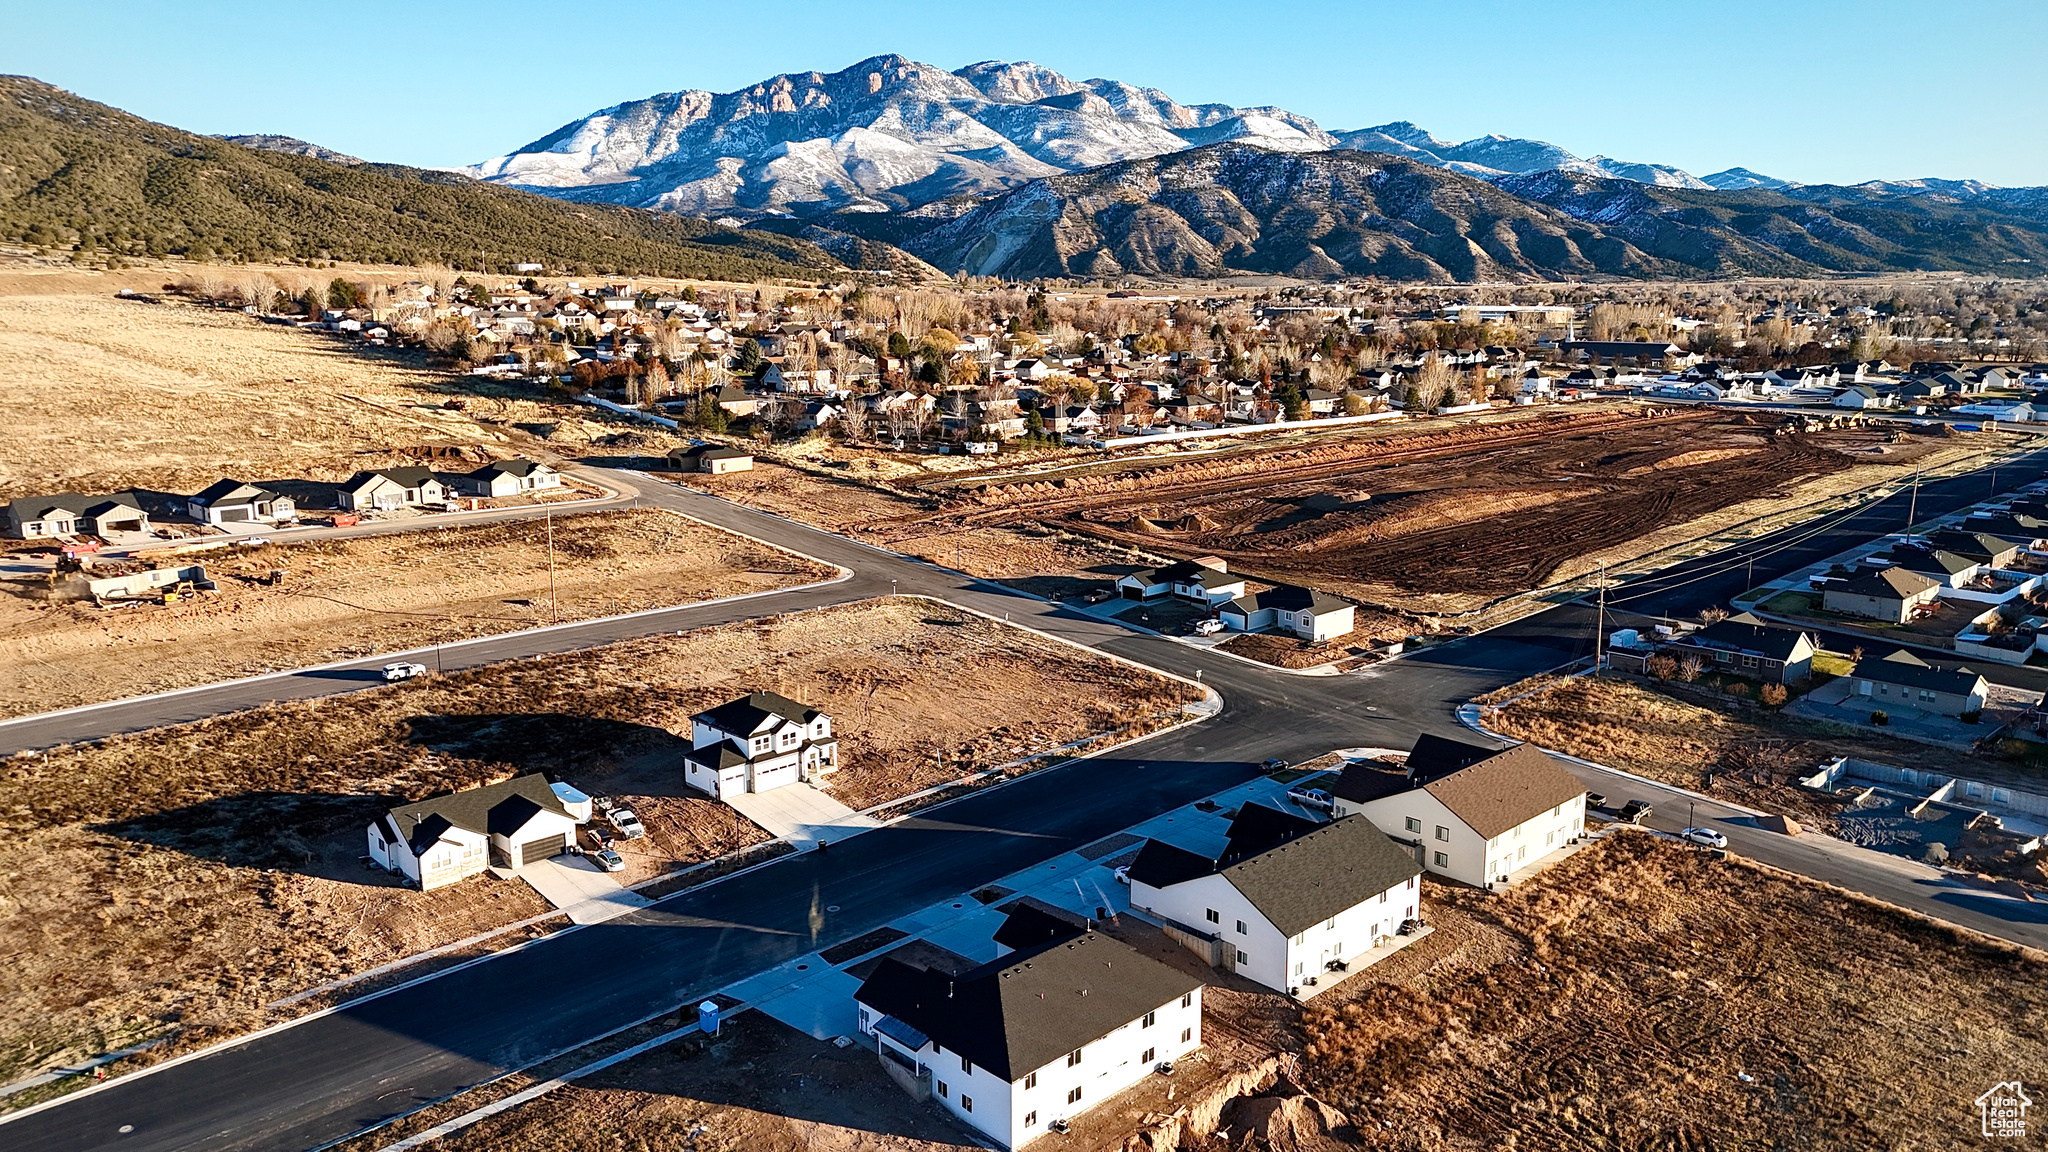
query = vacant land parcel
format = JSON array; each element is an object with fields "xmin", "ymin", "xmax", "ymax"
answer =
[
  {"xmin": 0, "ymin": 599, "xmax": 1180, "ymax": 1088},
  {"xmin": 0, "ymin": 508, "xmax": 836, "ymax": 716},
  {"xmin": 908, "ymin": 409, "xmax": 2001, "ymax": 612}
]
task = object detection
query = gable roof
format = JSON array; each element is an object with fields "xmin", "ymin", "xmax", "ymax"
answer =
[
  {"xmin": 1832, "ymin": 566, "xmax": 1941, "ymax": 600},
  {"xmin": 190, "ymin": 478, "xmax": 277, "ymax": 505},
  {"xmin": 694, "ymin": 690, "xmax": 821, "ymax": 736},
  {"xmin": 6, "ymin": 491, "xmax": 146, "ymax": 523},
  {"xmin": 470, "ymin": 458, "xmax": 551, "ymax": 480},
  {"xmin": 1923, "ymin": 530, "xmax": 2021, "ymax": 562},
  {"xmin": 990, "ymin": 899, "xmax": 1088, "ymax": 951},
  {"xmin": 379, "ymin": 465, "xmax": 439, "ymax": 489},
  {"xmin": 1677, "ymin": 615, "xmax": 1815, "ymax": 662},
  {"xmin": 384, "ymin": 773, "xmax": 574, "ymax": 856},
  {"xmin": 854, "ymin": 931, "xmax": 1200, "ymax": 1081},
  {"xmin": 1876, "ymin": 547, "xmax": 1977, "ymax": 577},
  {"xmin": 1130, "ymin": 805, "xmax": 1422, "ymax": 937},
  {"xmin": 1852, "ymin": 648, "xmax": 1987, "ymax": 696},
  {"xmin": 1403, "ymin": 739, "xmax": 1589, "ymax": 840},
  {"xmin": 1403, "ymin": 733, "xmax": 1501, "ymax": 783},
  {"xmin": 1222, "ymin": 584, "xmax": 1352, "ymax": 617}
]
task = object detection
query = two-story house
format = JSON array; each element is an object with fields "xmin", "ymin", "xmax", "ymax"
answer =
[
  {"xmin": 1330, "ymin": 735, "xmax": 1587, "ymax": 889},
  {"xmin": 854, "ymin": 908, "xmax": 1202, "ymax": 1149},
  {"xmin": 1126, "ymin": 805, "xmax": 1422, "ymax": 995},
  {"xmin": 682, "ymin": 691, "xmax": 838, "ymax": 800}
]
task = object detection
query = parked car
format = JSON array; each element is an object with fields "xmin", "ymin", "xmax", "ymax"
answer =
[
  {"xmin": 586, "ymin": 846, "xmax": 626, "ymax": 872},
  {"xmin": 1616, "ymin": 800, "xmax": 1653, "ymax": 824},
  {"xmin": 608, "ymin": 807, "xmax": 647, "ymax": 839},
  {"xmin": 1584, "ymin": 793, "xmax": 1607, "ymax": 811},
  {"xmin": 382, "ymin": 662, "xmax": 428, "ymax": 682},
  {"xmin": 584, "ymin": 828, "xmax": 616, "ymax": 851},
  {"xmin": 1259, "ymin": 758, "xmax": 1290, "ymax": 773},
  {"xmin": 1286, "ymin": 787, "xmax": 1334, "ymax": 812},
  {"xmin": 1193, "ymin": 617, "xmax": 1224, "ymax": 636},
  {"xmin": 1679, "ymin": 827, "xmax": 1728, "ymax": 849},
  {"xmin": 1083, "ymin": 590, "xmax": 1113, "ymax": 604}
]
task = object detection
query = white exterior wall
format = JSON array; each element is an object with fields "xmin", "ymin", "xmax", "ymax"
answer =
[
  {"xmin": 1279, "ymin": 876, "xmax": 1421, "ymax": 988},
  {"xmin": 1340, "ymin": 791, "xmax": 1584, "ymax": 887},
  {"xmin": 366, "ymin": 821, "xmax": 489, "ymax": 890},
  {"xmin": 859, "ymin": 989, "xmax": 1203, "ymax": 1149},
  {"xmin": 1481, "ymin": 797, "xmax": 1587, "ymax": 883},
  {"xmin": 1130, "ymin": 872, "xmax": 1290, "ymax": 990}
]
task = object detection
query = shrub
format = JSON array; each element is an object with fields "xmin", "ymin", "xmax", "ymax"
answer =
[
  {"xmin": 1871, "ymin": 710, "xmax": 1889, "ymax": 726},
  {"xmin": 1923, "ymin": 842, "xmax": 1949, "ymax": 864},
  {"xmin": 1760, "ymin": 683, "xmax": 1788, "ymax": 707},
  {"xmin": 1725, "ymin": 681, "xmax": 1751, "ymax": 699},
  {"xmin": 1646, "ymin": 654, "xmax": 1678, "ymax": 681}
]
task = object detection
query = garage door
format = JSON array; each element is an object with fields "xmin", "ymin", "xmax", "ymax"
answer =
[
  {"xmin": 1121, "ymin": 585, "xmax": 1145, "ymax": 600},
  {"xmin": 219, "ymin": 507, "xmax": 251, "ymax": 522},
  {"xmin": 753, "ymin": 761, "xmax": 801, "ymax": 791},
  {"xmin": 519, "ymin": 833, "xmax": 567, "ymax": 865}
]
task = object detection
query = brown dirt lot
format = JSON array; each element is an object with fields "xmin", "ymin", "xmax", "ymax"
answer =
[
  {"xmin": 883, "ymin": 409, "xmax": 2012, "ymax": 614},
  {"xmin": 0, "ymin": 508, "xmax": 836, "ymax": 717},
  {"xmin": 1292, "ymin": 834, "xmax": 2048, "ymax": 1150},
  {"xmin": 0, "ymin": 599, "xmax": 1179, "ymax": 1086}
]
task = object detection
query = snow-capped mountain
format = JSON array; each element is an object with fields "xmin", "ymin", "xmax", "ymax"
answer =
[{"xmin": 1701, "ymin": 167, "xmax": 1789, "ymax": 190}]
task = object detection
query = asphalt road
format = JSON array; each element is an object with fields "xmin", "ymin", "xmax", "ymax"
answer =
[{"xmin": 8, "ymin": 457, "xmax": 2048, "ymax": 1152}]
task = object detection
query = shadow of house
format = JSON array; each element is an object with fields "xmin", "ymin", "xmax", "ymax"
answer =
[
  {"xmin": 401, "ymin": 713, "xmax": 694, "ymax": 793},
  {"xmin": 261, "ymin": 478, "xmax": 346, "ymax": 513},
  {"xmin": 93, "ymin": 790, "xmax": 400, "ymax": 878}
]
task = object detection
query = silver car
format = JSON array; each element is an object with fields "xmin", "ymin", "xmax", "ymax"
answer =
[{"xmin": 1679, "ymin": 827, "xmax": 1727, "ymax": 849}]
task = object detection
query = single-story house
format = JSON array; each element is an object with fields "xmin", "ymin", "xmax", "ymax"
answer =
[
  {"xmin": 1330, "ymin": 734, "xmax": 1588, "ymax": 889},
  {"xmin": 449, "ymin": 459, "xmax": 561, "ymax": 498},
  {"xmin": 668, "ymin": 445, "xmax": 755, "ymax": 475},
  {"xmin": 684, "ymin": 691, "xmax": 837, "ymax": 800},
  {"xmin": 1870, "ymin": 546, "xmax": 1980, "ymax": 588},
  {"xmin": 1558, "ymin": 340, "xmax": 1687, "ymax": 365},
  {"xmin": 1962, "ymin": 512, "xmax": 2048, "ymax": 550},
  {"xmin": 1821, "ymin": 566, "xmax": 1943, "ymax": 623},
  {"xmin": 1666, "ymin": 612, "xmax": 1818, "ymax": 683},
  {"xmin": 1850, "ymin": 649, "xmax": 1990, "ymax": 718},
  {"xmin": 187, "ymin": 479, "xmax": 295, "ymax": 526},
  {"xmin": 1217, "ymin": 585, "xmax": 1355, "ymax": 641},
  {"xmin": 1921, "ymin": 530, "xmax": 2022, "ymax": 569},
  {"xmin": 339, "ymin": 467, "xmax": 449, "ymax": 512},
  {"xmin": 1832, "ymin": 385, "xmax": 1893, "ymax": 409},
  {"xmin": 3, "ymin": 491, "xmax": 152, "ymax": 539},
  {"xmin": 1114, "ymin": 558, "xmax": 1246, "ymax": 606},
  {"xmin": 712, "ymin": 384, "xmax": 757, "ymax": 418},
  {"xmin": 854, "ymin": 909, "xmax": 1203, "ymax": 1150},
  {"xmin": 1126, "ymin": 804, "xmax": 1422, "ymax": 995},
  {"xmin": 366, "ymin": 774, "xmax": 589, "ymax": 890}
]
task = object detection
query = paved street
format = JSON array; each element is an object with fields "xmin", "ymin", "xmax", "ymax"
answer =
[{"xmin": 6, "ymin": 451, "xmax": 2048, "ymax": 1152}]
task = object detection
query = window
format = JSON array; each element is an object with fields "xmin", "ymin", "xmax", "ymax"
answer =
[
  {"xmin": 1068, "ymin": 1087, "xmax": 1083, "ymax": 1105},
  {"xmin": 1024, "ymin": 1072, "xmax": 1037, "ymax": 1089},
  {"xmin": 1514, "ymin": 826, "xmax": 1523, "ymax": 838},
  {"xmin": 1407, "ymin": 877, "xmax": 1416, "ymax": 890},
  {"xmin": 1433, "ymin": 851, "xmax": 1448, "ymax": 867},
  {"xmin": 960, "ymin": 1055, "xmax": 972, "ymax": 1073},
  {"xmin": 1182, "ymin": 1027, "xmax": 1193, "ymax": 1042},
  {"xmin": 1325, "ymin": 917, "xmax": 1337, "ymax": 930},
  {"xmin": 1181, "ymin": 993, "xmax": 1193, "ymax": 1008},
  {"xmin": 1551, "ymin": 805, "xmax": 1560, "ymax": 817},
  {"xmin": 1435, "ymin": 825, "xmax": 1450, "ymax": 842},
  {"xmin": 1236, "ymin": 919, "xmax": 1247, "ymax": 935},
  {"xmin": 1404, "ymin": 817, "xmax": 1421, "ymax": 833},
  {"xmin": 1517, "ymin": 845, "xmax": 1527, "ymax": 861},
  {"xmin": 1205, "ymin": 909, "xmax": 1219, "ymax": 924},
  {"xmin": 938, "ymin": 1082, "xmax": 948, "ymax": 1099},
  {"xmin": 962, "ymin": 1096, "xmax": 973, "ymax": 1114},
  {"xmin": 1142, "ymin": 1011, "xmax": 1156, "ymax": 1028},
  {"xmin": 1025, "ymin": 1112, "xmax": 1037, "ymax": 1128},
  {"xmin": 1547, "ymin": 830, "xmax": 1556, "ymax": 847},
  {"xmin": 1067, "ymin": 1049, "xmax": 1084, "ymax": 1067},
  {"xmin": 1142, "ymin": 1047, "xmax": 1156, "ymax": 1064},
  {"xmin": 1379, "ymin": 891, "xmax": 1388, "ymax": 903},
  {"xmin": 1236, "ymin": 949, "xmax": 1248, "ymax": 965},
  {"xmin": 1292, "ymin": 932, "xmax": 1305, "ymax": 945}
]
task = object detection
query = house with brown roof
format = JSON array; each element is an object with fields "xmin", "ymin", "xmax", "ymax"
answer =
[
  {"xmin": 1329, "ymin": 734, "xmax": 1588, "ymax": 889},
  {"xmin": 1821, "ymin": 566, "xmax": 1942, "ymax": 623}
]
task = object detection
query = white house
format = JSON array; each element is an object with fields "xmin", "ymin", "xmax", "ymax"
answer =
[
  {"xmin": 1126, "ymin": 804, "xmax": 1423, "ymax": 996},
  {"xmin": 187, "ymin": 479, "xmax": 295, "ymax": 526},
  {"xmin": 854, "ymin": 910, "xmax": 1203, "ymax": 1149},
  {"xmin": 1330, "ymin": 735, "xmax": 1587, "ymax": 889},
  {"xmin": 449, "ymin": 459, "xmax": 562, "ymax": 498},
  {"xmin": 339, "ymin": 466, "xmax": 449, "ymax": 512},
  {"xmin": 1217, "ymin": 584, "xmax": 1356, "ymax": 641},
  {"xmin": 366, "ymin": 774, "xmax": 589, "ymax": 890},
  {"xmin": 3, "ymin": 491, "xmax": 152, "ymax": 539},
  {"xmin": 1114, "ymin": 558, "xmax": 1246, "ymax": 606},
  {"xmin": 683, "ymin": 691, "xmax": 838, "ymax": 800},
  {"xmin": 1832, "ymin": 385, "xmax": 1893, "ymax": 410}
]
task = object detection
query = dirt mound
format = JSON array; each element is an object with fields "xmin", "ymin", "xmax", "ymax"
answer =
[
  {"xmin": 1208, "ymin": 1077, "xmax": 1352, "ymax": 1151},
  {"xmin": 1759, "ymin": 813, "xmax": 1804, "ymax": 835},
  {"xmin": 1620, "ymin": 446, "xmax": 1763, "ymax": 475}
]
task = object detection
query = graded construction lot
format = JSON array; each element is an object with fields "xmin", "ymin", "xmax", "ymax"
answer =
[
  {"xmin": 0, "ymin": 599, "xmax": 1180, "ymax": 1091},
  {"xmin": 0, "ymin": 508, "xmax": 836, "ymax": 717},
  {"xmin": 326, "ymin": 835, "xmax": 2048, "ymax": 1152},
  {"xmin": 908, "ymin": 409, "xmax": 2010, "ymax": 613}
]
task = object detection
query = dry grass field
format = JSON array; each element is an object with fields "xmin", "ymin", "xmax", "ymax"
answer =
[
  {"xmin": 0, "ymin": 508, "xmax": 834, "ymax": 716},
  {"xmin": 0, "ymin": 599, "xmax": 1180, "ymax": 1088}
]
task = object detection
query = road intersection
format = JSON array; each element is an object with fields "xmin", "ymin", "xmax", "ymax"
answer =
[{"xmin": 5, "ymin": 453, "xmax": 2048, "ymax": 1152}]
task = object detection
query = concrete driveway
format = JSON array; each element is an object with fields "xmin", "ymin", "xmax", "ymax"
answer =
[
  {"xmin": 726, "ymin": 782, "xmax": 880, "ymax": 847},
  {"xmin": 520, "ymin": 854, "xmax": 652, "ymax": 925}
]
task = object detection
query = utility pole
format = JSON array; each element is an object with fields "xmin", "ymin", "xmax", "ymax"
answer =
[
  {"xmin": 1905, "ymin": 466, "xmax": 1920, "ymax": 533},
  {"xmin": 546, "ymin": 510, "xmax": 558, "ymax": 625},
  {"xmin": 1593, "ymin": 567, "xmax": 1606, "ymax": 671}
]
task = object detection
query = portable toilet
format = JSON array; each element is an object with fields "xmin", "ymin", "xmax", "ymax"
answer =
[{"xmin": 697, "ymin": 1000, "xmax": 721, "ymax": 1035}]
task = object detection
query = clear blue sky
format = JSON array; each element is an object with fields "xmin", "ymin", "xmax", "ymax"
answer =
[{"xmin": 8, "ymin": 0, "xmax": 2045, "ymax": 186}]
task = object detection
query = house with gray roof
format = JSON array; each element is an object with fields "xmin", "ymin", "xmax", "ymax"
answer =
[
  {"xmin": 1217, "ymin": 584, "xmax": 1356, "ymax": 641},
  {"xmin": 1126, "ymin": 804, "xmax": 1422, "ymax": 995},
  {"xmin": 1822, "ymin": 566, "xmax": 1943, "ymax": 622},
  {"xmin": 684, "ymin": 690, "xmax": 837, "ymax": 799},
  {"xmin": 365, "ymin": 773, "xmax": 589, "ymax": 890},
  {"xmin": 1113, "ymin": 557, "xmax": 1247, "ymax": 606},
  {"xmin": 187, "ymin": 479, "xmax": 295, "ymax": 526},
  {"xmin": 339, "ymin": 466, "xmax": 449, "ymax": 512},
  {"xmin": 448, "ymin": 458, "xmax": 562, "ymax": 498},
  {"xmin": 1850, "ymin": 649, "xmax": 1990, "ymax": 718},
  {"xmin": 1331, "ymin": 734, "xmax": 1587, "ymax": 890},
  {"xmin": 854, "ymin": 905, "xmax": 1203, "ymax": 1149},
  {"xmin": 4, "ymin": 491, "xmax": 151, "ymax": 539}
]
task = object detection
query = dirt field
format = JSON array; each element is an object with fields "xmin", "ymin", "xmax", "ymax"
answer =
[
  {"xmin": 1484, "ymin": 674, "xmax": 2019, "ymax": 831},
  {"xmin": 0, "ymin": 508, "xmax": 836, "ymax": 717},
  {"xmin": 873, "ymin": 409, "xmax": 2011, "ymax": 614},
  {"xmin": 1291, "ymin": 834, "xmax": 2048, "ymax": 1150},
  {"xmin": 0, "ymin": 598, "xmax": 1180, "ymax": 1088}
]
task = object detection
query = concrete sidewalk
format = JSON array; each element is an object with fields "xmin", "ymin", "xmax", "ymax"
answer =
[
  {"xmin": 520, "ymin": 855, "xmax": 653, "ymax": 925},
  {"xmin": 726, "ymin": 782, "xmax": 880, "ymax": 848}
]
